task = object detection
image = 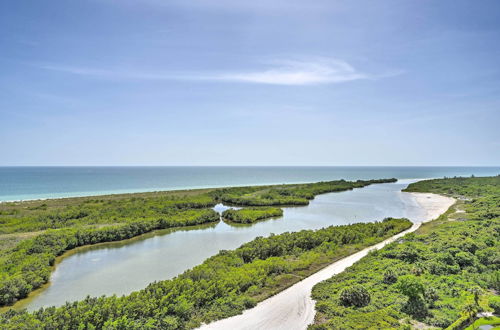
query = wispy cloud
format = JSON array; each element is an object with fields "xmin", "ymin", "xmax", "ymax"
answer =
[
  {"xmin": 210, "ymin": 59, "xmax": 367, "ymax": 85},
  {"xmin": 37, "ymin": 57, "xmax": 374, "ymax": 86},
  {"xmin": 37, "ymin": 64, "xmax": 169, "ymax": 81}
]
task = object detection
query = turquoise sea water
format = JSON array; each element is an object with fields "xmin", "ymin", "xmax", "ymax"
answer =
[{"xmin": 1, "ymin": 166, "xmax": 499, "ymax": 202}]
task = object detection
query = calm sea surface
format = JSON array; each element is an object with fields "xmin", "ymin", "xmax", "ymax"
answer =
[{"xmin": 1, "ymin": 166, "xmax": 499, "ymax": 202}]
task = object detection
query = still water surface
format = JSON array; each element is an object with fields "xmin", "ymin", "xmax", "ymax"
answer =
[{"xmin": 22, "ymin": 180, "xmax": 428, "ymax": 310}]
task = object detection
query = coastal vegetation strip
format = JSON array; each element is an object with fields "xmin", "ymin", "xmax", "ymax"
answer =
[
  {"xmin": 213, "ymin": 178, "xmax": 396, "ymax": 206},
  {"xmin": 0, "ymin": 218, "xmax": 411, "ymax": 329},
  {"xmin": 0, "ymin": 178, "xmax": 395, "ymax": 235},
  {"xmin": 0, "ymin": 209, "xmax": 219, "ymax": 306},
  {"xmin": 0, "ymin": 178, "xmax": 395, "ymax": 306},
  {"xmin": 222, "ymin": 207, "xmax": 283, "ymax": 224},
  {"xmin": 0, "ymin": 193, "xmax": 217, "ymax": 235},
  {"xmin": 310, "ymin": 176, "xmax": 500, "ymax": 329}
]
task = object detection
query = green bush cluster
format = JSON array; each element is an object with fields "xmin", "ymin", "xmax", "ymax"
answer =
[
  {"xmin": 212, "ymin": 179, "xmax": 397, "ymax": 206},
  {"xmin": 490, "ymin": 296, "xmax": 500, "ymax": 314},
  {"xmin": 310, "ymin": 176, "xmax": 500, "ymax": 329},
  {"xmin": 0, "ymin": 193, "xmax": 217, "ymax": 234},
  {"xmin": 339, "ymin": 286, "xmax": 371, "ymax": 307},
  {"xmin": 0, "ymin": 209, "xmax": 219, "ymax": 306},
  {"xmin": 0, "ymin": 179, "xmax": 396, "ymax": 235},
  {"xmin": 0, "ymin": 178, "xmax": 396, "ymax": 309},
  {"xmin": 0, "ymin": 218, "xmax": 411, "ymax": 329},
  {"xmin": 222, "ymin": 207, "xmax": 283, "ymax": 224}
]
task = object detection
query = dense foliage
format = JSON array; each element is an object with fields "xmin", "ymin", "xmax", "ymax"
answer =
[
  {"xmin": 311, "ymin": 176, "xmax": 500, "ymax": 329},
  {"xmin": 0, "ymin": 218, "xmax": 412, "ymax": 329},
  {"xmin": 0, "ymin": 178, "xmax": 396, "ymax": 306},
  {"xmin": 0, "ymin": 179, "xmax": 396, "ymax": 234},
  {"xmin": 339, "ymin": 286, "xmax": 371, "ymax": 308},
  {"xmin": 0, "ymin": 192, "xmax": 217, "ymax": 234},
  {"xmin": 212, "ymin": 179, "xmax": 397, "ymax": 206},
  {"xmin": 222, "ymin": 207, "xmax": 283, "ymax": 224},
  {"xmin": 0, "ymin": 209, "xmax": 219, "ymax": 306}
]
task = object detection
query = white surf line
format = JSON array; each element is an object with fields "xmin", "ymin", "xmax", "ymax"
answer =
[{"xmin": 199, "ymin": 192, "xmax": 455, "ymax": 330}]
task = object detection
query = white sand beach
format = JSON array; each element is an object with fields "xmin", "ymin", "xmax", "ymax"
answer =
[{"xmin": 199, "ymin": 192, "xmax": 456, "ymax": 330}]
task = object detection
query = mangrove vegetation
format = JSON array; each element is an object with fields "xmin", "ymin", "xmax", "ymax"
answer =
[
  {"xmin": 310, "ymin": 176, "xmax": 500, "ymax": 329},
  {"xmin": 213, "ymin": 179, "xmax": 397, "ymax": 207},
  {"xmin": 222, "ymin": 207, "xmax": 283, "ymax": 224},
  {"xmin": 0, "ymin": 178, "xmax": 396, "ymax": 306},
  {"xmin": 0, "ymin": 218, "xmax": 411, "ymax": 329}
]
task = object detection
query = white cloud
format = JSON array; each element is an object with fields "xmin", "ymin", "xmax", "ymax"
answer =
[
  {"xmin": 210, "ymin": 59, "xmax": 367, "ymax": 85},
  {"xmin": 37, "ymin": 57, "xmax": 372, "ymax": 86}
]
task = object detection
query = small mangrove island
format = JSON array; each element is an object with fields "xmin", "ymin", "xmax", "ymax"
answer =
[{"xmin": 222, "ymin": 207, "xmax": 283, "ymax": 224}]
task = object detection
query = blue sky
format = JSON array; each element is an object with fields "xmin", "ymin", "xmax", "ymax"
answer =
[{"xmin": 1, "ymin": 0, "xmax": 499, "ymax": 166}]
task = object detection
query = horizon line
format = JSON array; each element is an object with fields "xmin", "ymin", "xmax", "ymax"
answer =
[{"xmin": 1, "ymin": 165, "xmax": 499, "ymax": 168}]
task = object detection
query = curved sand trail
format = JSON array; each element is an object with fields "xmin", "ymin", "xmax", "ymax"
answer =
[{"xmin": 199, "ymin": 192, "xmax": 455, "ymax": 330}]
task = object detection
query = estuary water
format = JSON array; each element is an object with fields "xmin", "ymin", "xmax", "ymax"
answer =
[
  {"xmin": 1, "ymin": 166, "xmax": 499, "ymax": 202},
  {"xmin": 21, "ymin": 179, "xmax": 429, "ymax": 310}
]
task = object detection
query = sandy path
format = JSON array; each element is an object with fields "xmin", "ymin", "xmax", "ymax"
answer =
[{"xmin": 199, "ymin": 192, "xmax": 455, "ymax": 330}]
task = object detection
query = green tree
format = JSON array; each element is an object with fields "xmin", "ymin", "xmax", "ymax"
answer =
[
  {"xmin": 396, "ymin": 275, "xmax": 424, "ymax": 300},
  {"xmin": 339, "ymin": 285, "xmax": 371, "ymax": 307},
  {"xmin": 396, "ymin": 275, "xmax": 427, "ymax": 318}
]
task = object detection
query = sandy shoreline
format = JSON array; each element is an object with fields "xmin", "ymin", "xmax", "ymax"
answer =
[
  {"xmin": 199, "ymin": 192, "xmax": 456, "ymax": 330},
  {"xmin": 410, "ymin": 192, "xmax": 455, "ymax": 222}
]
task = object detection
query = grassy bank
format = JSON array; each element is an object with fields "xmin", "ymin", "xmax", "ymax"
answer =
[
  {"xmin": 0, "ymin": 218, "xmax": 411, "ymax": 329},
  {"xmin": 310, "ymin": 176, "xmax": 499, "ymax": 329},
  {"xmin": 222, "ymin": 207, "xmax": 283, "ymax": 224},
  {"xmin": 0, "ymin": 178, "xmax": 396, "ymax": 307}
]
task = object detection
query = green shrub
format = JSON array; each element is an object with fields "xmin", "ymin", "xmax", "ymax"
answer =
[
  {"xmin": 339, "ymin": 285, "xmax": 371, "ymax": 307},
  {"xmin": 490, "ymin": 295, "xmax": 500, "ymax": 314},
  {"xmin": 383, "ymin": 270, "xmax": 398, "ymax": 284},
  {"xmin": 222, "ymin": 207, "xmax": 283, "ymax": 224}
]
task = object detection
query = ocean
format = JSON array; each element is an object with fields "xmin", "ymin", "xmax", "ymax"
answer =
[{"xmin": 1, "ymin": 166, "xmax": 499, "ymax": 202}]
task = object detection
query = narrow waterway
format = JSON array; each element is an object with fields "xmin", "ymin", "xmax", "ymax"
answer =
[{"xmin": 19, "ymin": 179, "xmax": 426, "ymax": 310}]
